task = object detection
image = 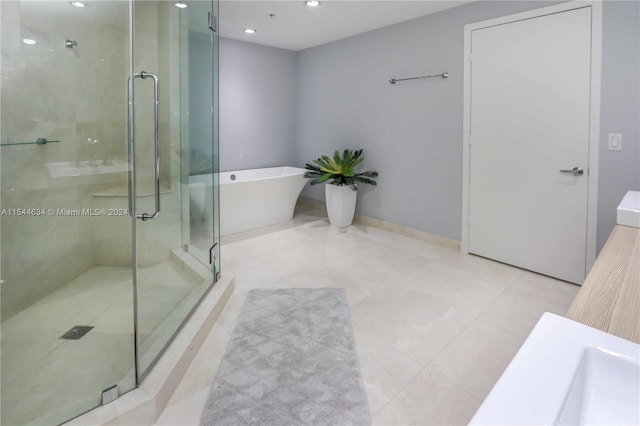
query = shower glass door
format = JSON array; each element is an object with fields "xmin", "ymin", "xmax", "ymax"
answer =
[
  {"xmin": 184, "ymin": 0, "xmax": 220, "ymax": 274},
  {"xmin": 1, "ymin": 1, "xmax": 136, "ymax": 425},
  {"xmin": 1, "ymin": 0, "xmax": 219, "ymax": 423},
  {"xmin": 132, "ymin": 0, "xmax": 219, "ymax": 379}
]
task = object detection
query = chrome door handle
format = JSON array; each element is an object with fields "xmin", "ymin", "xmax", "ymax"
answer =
[
  {"xmin": 560, "ymin": 167, "xmax": 584, "ymax": 176},
  {"xmin": 134, "ymin": 71, "xmax": 161, "ymax": 221}
]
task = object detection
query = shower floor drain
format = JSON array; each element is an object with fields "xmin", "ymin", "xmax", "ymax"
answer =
[{"xmin": 60, "ymin": 325, "xmax": 94, "ymax": 340}]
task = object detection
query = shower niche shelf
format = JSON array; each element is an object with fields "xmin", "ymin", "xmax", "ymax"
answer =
[
  {"xmin": 47, "ymin": 160, "xmax": 128, "ymax": 178},
  {"xmin": 93, "ymin": 183, "xmax": 171, "ymax": 198}
]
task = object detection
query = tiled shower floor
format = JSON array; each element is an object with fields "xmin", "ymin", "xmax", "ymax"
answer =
[
  {"xmin": 1, "ymin": 260, "xmax": 202, "ymax": 426},
  {"xmin": 156, "ymin": 208, "xmax": 579, "ymax": 425}
]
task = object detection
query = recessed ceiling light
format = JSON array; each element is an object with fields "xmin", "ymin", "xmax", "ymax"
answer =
[
  {"xmin": 244, "ymin": 28, "xmax": 257, "ymax": 34},
  {"xmin": 21, "ymin": 38, "xmax": 36, "ymax": 45},
  {"xmin": 305, "ymin": 1, "xmax": 320, "ymax": 7},
  {"xmin": 69, "ymin": 1, "xmax": 86, "ymax": 7},
  {"xmin": 174, "ymin": 2, "xmax": 188, "ymax": 9}
]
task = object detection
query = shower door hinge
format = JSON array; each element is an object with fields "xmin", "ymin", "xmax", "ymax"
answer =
[
  {"xmin": 102, "ymin": 385, "xmax": 119, "ymax": 405},
  {"xmin": 209, "ymin": 243, "xmax": 219, "ymax": 265},
  {"xmin": 208, "ymin": 12, "xmax": 217, "ymax": 32}
]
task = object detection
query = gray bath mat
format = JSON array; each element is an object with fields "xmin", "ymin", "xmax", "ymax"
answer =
[{"xmin": 200, "ymin": 288, "xmax": 371, "ymax": 426}]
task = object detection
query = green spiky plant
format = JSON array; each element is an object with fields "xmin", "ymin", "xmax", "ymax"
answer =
[{"xmin": 304, "ymin": 149, "xmax": 378, "ymax": 189}]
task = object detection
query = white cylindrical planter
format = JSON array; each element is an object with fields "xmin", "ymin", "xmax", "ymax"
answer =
[{"xmin": 325, "ymin": 184, "xmax": 357, "ymax": 228}]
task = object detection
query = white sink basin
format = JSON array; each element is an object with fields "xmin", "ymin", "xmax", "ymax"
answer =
[
  {"xmin": 557, "ymin": 346, "xmax": 639, "ymax": 425},
  {"xmin": 470, "ymin": 313, "xmax": 640, "ymax": 425},
  {"xmin": 617, "ymin": 190, "xmax": 640, "ymax": 228}
]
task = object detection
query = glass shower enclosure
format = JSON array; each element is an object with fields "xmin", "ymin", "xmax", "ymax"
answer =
[{"xmin": 0, "ymin": 1, "xmax": 219, "ymax": 424}]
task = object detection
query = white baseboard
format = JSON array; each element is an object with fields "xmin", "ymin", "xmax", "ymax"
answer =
[{"xmin": 296, "ymin": 197, "xmax": 461, "ymax": 251}]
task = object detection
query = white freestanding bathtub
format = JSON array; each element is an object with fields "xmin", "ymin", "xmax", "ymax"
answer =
[{"xmin": 189, "ymin": 166, "xmax": 307, "ymax": 236}]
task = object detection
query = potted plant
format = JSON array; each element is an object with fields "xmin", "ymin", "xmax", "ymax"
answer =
[{"xmin": 304, "ymin": 149, "xmax": 378, "ymax": 227}]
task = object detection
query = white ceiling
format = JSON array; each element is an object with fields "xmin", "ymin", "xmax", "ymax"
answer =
[{"xmin": 219, "ymin": 1, "xmax": 473, "ymax": 51}]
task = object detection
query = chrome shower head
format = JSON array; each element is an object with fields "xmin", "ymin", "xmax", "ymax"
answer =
[{"xmin": 65, "ymin": 39, "xmax": 77, "ymax": 48}]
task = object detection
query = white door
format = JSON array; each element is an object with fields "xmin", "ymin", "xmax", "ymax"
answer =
[{"xmin": 468, "ymin": 7, "xmax": 592, "ymax": 284}]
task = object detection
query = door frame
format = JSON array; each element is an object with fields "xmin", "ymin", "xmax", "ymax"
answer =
[{"xmin": 461, "ymin": 1, "xmax": 602, "ymax": 276}]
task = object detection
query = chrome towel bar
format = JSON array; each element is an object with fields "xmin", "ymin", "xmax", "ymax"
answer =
[{"xmin": 389, "ymin": 72, "xmax": 448, "ymax": 85}]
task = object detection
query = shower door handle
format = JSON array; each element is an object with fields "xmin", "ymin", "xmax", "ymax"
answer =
[{"xmin": 134, "ymin": 71, "xmax": 161, "ymax": 221}]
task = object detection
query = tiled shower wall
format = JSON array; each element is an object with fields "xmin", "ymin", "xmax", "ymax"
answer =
[
  {"xmin": 0, "ymin": 1, "xmax": 131, "ymax": 319},
  {"xmin": 0, "ymin": 1, "xmax": 191, "ymax": 320}
]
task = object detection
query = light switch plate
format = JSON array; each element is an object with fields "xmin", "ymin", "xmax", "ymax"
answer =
[{"xmin": 608, "ymin": 133, "xmax": 622, "ymax": 151}]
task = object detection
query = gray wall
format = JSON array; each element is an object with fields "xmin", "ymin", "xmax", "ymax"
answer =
[
  {"xmin": 294, "ymin": 0, "xmax": 640, "ymax": 249},
  {"xmin": 219, "ymin": 37, "xmax": 296, "ymax": 172},
  {"xmin": 218, "ymin": 1, "xmax": 639, "ymax": 249},
  {"xmin": 597, "ymin": 0, "xmax": 640, "ymax": 251}
]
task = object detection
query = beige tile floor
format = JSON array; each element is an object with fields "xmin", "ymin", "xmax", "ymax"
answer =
[{"xmin": 156, "ymin": 210, "xmax": 579, "ymax": 425}]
